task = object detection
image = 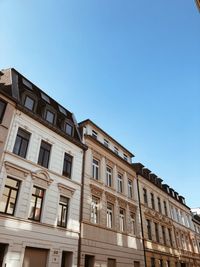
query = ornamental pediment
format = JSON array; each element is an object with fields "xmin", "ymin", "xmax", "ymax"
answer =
[
  {"xmin": 128, "ymin": 203, "xmax": 137, "ymax": 213},
  {"xmin": 105, "ymin": 191, "xmax": 116, "ymax": 203},
  {"xmin": 4, "ymin": 161, "xmax": 29, "ymax": 180},
  {"xmin": 117, "ymin": 197, "xmax": 127, "ymax": 208},
  {"xmin": 90, "ymin": 184, "xmax": 103, "ymax": 197},
  {"xmin": 58, "ymin": 183, "xmax": 75, "ymax": 198},
  {"xmin": 92, "ymin": 149, "xmax": 102, "ymax": 160},
  {"xmin": 31, "ymin": 170, "xmax": 53, "ymax": 188}
]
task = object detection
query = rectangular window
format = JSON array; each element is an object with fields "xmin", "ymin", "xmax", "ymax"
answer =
[
  {"xmin": 166, "ymin": 260, "xmax": 170, "ymax": 267},
  {"xmin": 45, "ymin": 110, "xmax": 55, "ymax": 124},
  {"xmin": 164, "ymin": 201, "xmax": 168, "ymax": 216},
  {"xmin": 114, "ymin": 147, "xmax": 119, "ymax": 155},
  {"xmin": 107, "ymin": 203, "xmax": 113, "ymax": 228},
  {"xmin": 117, "ymin": 173, "xmax": 123, "ymax": 193},
  {"xmin": 151, "ymin": 258, "xmax": 155, "ymax": 267},
  {"xmin": 65, "ymin": 122, "xmax": 73, "ymax": 136},
  {"xmin": 0, "ymin": 98, "xmax": 7, "ymax": 123},
  {"xmin": 157, "ymin": 197, "xmax": 162, "ymax": 213},
  {"xmin": 147, "ymin": 219, "xmax": 152, "ymax": 240},
  {"xmin": 13, "ymin": 128, "xmax": 31, "ymax": 158},
  {"xmin": 106, "ymin": 166, "xmax": 112, "ymax": 187},
  {"xmin": 92, "ymin": 130, "xmax": 98, "ymax": 139},
  {"xmin": 84, "ymin": 255, "xmax": 95, "ymax": 267},
  {"xmin": 168, "ymin": 228, "xmax": 173, "ymax": 246},
  {"xmin": 130, "ymin": 212, "xmax": 136, "ymax": 235},
  {"xmin": 155, "ymin": 222, "xmax": 159, "ymax": 242},
  {"xmin": 24, "ymin": 95, "xmax": 35, "ymax": 111},
  {"xmin": 104, "ymin": 139, "xmax": 109, "ymax": 147},
  {"xmin": 57, "ymin": 196, "xmax": 69, "ymax": 227},
  {"xmin": 29, "ymin": 186, "xmax": 44, "ymax": 221},
  {"xmin": 38, "ymin": 140, "xmax": 51, "ymax": 168},
  {"xmin": 107, "ymin": 258, "xmax": 116, "ymax": 267},
  {"xmin": 63, "ymin": 153, "xmax": 73, "ymax": 178},
  {"xmin": 91, "ymin": 196, "xmax": 99, "ymax": 224},
  {"xmin": 128, "ymin": 179, "xmax": 133, "ymax": 198},
  {"xmin": 162, "ymin": 226, "xmax": 166, "ymax": 245},
  {"xmin": 143, "ymin": 188, "xmax": 148, "ymax": 205},
  {"xmin": 119, "ymin": 208, "xmax": 125, "ymax": 232},
  {"xmin": 0, "ymin": 177, "xmax": 20, "ymax": 215},
  {"xmin": 92, "ymin": 159, "xmax": 99, "ymax": 180},
  {"xmin": 158, "ymin": 259, "xmax": 163, "ymax": 267},
  {"xmin": 123, "ymin": 154, "xmax": 128, "ymax": 161},
  {"xmin": 151, "ymin": 193, "xmax": 155, "ymax": 209}
]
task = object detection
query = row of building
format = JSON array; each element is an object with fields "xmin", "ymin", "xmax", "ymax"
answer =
[{"xmin": 0, "ymin": 68, "xmax": 199, "ymax": 267}]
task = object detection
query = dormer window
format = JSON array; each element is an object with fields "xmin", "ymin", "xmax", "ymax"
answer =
[
  {"xmin": 41, "ymin": 92, "xmax": 50, "ymax": 103},
  {"xmin": 65, "ymin": 122, "xmax": 73, "ymax": 136},
  {"xmin": 24, "ymin": 95, "xmax": 35, "ymax": 111},
  {"xmin": 92, "ymin": 130, "xmax": 98, "ymax": 139},
  {"xmin": 114, "ymin": 147, "xmax": 119, "ymax": 155},
  {"xmin": 123, "ymin": 154, "xmax": 128, "ymax": 161},
  {"xmin": 45, "ymin": 110, "xmax": 55, "ymax": 124},
  {"xmin": 104, "ymin": 139, "xmax": 109, "ymax": 147},
  {"xmin": 22, "ymin": 78, "xmax": 33, "ymax": 90}
]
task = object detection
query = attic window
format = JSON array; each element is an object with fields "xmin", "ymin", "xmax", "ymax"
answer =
[
  {"xmin": 41, "ymin": 92, "xmax": 50, "ymax": 103},
  {"xmin": 92, "ymin": 130, "xmax": 98, "ymax": 139},
  {"xmin": 22, "ymin": 78, "xmax": 33, "ymax": 90},
  {"xmin": 65, "ymin": 122, "xmax": 73, "ymax": 136},
  {"xmin": 45, "ymin": 110, "xmax": 55, "ymax": 124},
  {"xmin": 58, "ymin": 105, "xmax": 67, "ymax": 116}
]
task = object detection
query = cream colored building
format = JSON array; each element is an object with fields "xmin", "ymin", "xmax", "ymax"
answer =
[
  {"xmin": 132, "ymin": 163, "xmax": 200, "ymax": 267},
  {"xmin": 79, "ymin": 120, "xmax": 145, "ymax": 267},
  {"xmin": 0, "ymin": 68, "xmax": 86, "ymax": 267}
]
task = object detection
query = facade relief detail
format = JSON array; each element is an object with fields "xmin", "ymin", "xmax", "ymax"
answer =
[
  {"xmin": 91, "ymin": 149, "xmax": 102, "ymax": 160},
  {"xmin": 58, "ymin": 183, "xmax": 75, "ymax": 198},
  {"xmin": 105, "ymin": 191, "xmax": 116, "ymax": 203},
  {"xmin": 90, "ymin": 184, "xmax": 103, "ymax": 197},
  {"xmin": 31, "ymin": 170, "xmax": 53, "ymax": 188},
  {"xmin": 128, "ymin": 203, "xmax": 137, "ymax": 213},
  {"xmin": 4, "ymin": 161, "xmax": 29, "ymax": 180},
  {"xmin": 117, "ymin": 197, "xmax": 127, "ymax": 208}
]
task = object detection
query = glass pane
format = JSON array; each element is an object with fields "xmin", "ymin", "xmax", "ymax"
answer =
[
  {"xmin": 29, "ymin": 196, "xmax": 36, "ymax": 219},
  {"xmin": 60, "ymin": 196, "xmax": 68, "ymax": 204},
  {"xmin": 20, "ymin": 139, "xmax": 28, "ymax": 157},
  {"xmin": 6, "ymin": 178, "xmax": 19, "ymax": 189},
  {"xmin": 13, "ymin": 136, "xmax": 21, "ymax": 155},
  {"xmin": 7, "ymin": 190, "xmax": 17, "ymax": 214},
  {"xmin": 57, "ymin": 205, "xmax": 62, "ymax": 225},
  {"xmin": 65, "ymin": 123, "xmax": 73, "ymax": 135},
  {"xmin": 61, "ymin": 206, "xmax": 67, "ymax": 226},
  {"xmin": 46, "ymin": 110, "xmax": 54, "ymax": 123},
  {"xmin": 24, "ymin": 96, "xmax": 34, "ymax": 110},
  {"xmin": 35, "ymin": 198, "xmax": 42, "ymax": 220},
  {"xmin": 0, "ymin": 194, "xmax": 8, "ymax": 212}
]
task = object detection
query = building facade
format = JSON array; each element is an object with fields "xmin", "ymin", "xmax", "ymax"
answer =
[
  {"xmin": 79, "ymin": 120, "xmax": 145, "ymax": 267},
  {"xmin": 132, "ymin": 163, "xmax": 200, "ymax": 267},
  {"xmin": 0, "ymin": 68, "xmax": 86, "ymax": 267}
]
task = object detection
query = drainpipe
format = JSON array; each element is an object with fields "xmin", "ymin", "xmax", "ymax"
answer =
[
  {"xmin": 136, "ymin": 173, "xmax": 147, "ymax": 267},
  {"xmin": 77, "ymin": 149, "xmax": 86, "ymax": 267}
]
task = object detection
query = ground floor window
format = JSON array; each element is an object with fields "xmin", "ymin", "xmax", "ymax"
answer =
[
  {"xmin": 61, "ymin": 251, "xmax": 73, "ymax": 267},
  {"xmin": 0, "ymin": 243, "xmax": 7, "ymax": 266},
  {"xmin": 84, "ymin": 254, "xmax": 94, "ymax": 267},
  {"xmin": 134, "ymin": 261, "xmax": 140, "ymax": 267},
  {"xmin": 107, "ymin": 258, "xmax": 116, "ymax": 267}
]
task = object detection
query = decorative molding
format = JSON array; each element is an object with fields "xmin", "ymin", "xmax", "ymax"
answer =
[
  {"xmin": 128, "ymin": 203, "xmax": 137, "ymax": 213},
  {"xmin": 31, "ymin": 170, "xmax": 53, "ymax": 188},
  {"xmin": 116, "ymin": 165, "xmax": 125, "ymax": 175},
  {"xmin": 58, "ymin": 183, "xmax": 75, "ymax": 198},
  {"xmin": 105, "ymin": 191, "xmax": 116, "ymax": 204},
  {"xmin": 92, "ymin": 149, "xmax": 102, "ymax": 160},
  {"xmin": 90, "ymin": 184, "xmax": 103, "ymax": 197},
  {"xmin": 117, "ymin": 197, "xmax": 127, "ymax": 209},
  {"xmin": 105, "ymin": 158, "xmax": 115, "ymax": 168},
  {"xmin": 4, "ymin": 161, "xmax": 30, "ymax": 180}
]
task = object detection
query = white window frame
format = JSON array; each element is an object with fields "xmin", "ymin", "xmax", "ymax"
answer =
[
  {"xmin": 92, "ymin": 158, "xmax": 99, "ymax": 180},
  {"xmin": 106, "ymin": 166, "xmax": 112, "ymax": 187},
  {"xmin": 119, "ymin": 208, "xmax": 125, "ymax": 232},
  {"xmin": 91, "ymin": 196, "xmax": 99, "ymax": 224},
  {"xmin": 128, "ymin": 179, "xmax": 133, "ymax": 198},
  {"xmin": 117, "ymin": 173, "xmax": 123, "ymax": 193}
]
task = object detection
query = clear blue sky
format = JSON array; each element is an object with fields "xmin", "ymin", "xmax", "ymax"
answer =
[{"xmin": 1, "ymin": 1, "xmax": 200, "ymax": 208}]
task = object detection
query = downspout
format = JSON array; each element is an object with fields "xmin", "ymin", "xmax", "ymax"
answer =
[
  {"xmin": 136, "ymin": 173, "xmax": 147, "ymax": 267},
  {"xmin": 77, "ymin": 148, "xmax": 86, "ymax": 267}
]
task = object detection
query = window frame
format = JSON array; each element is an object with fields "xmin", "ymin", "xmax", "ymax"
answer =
[
  {"xmin": 151, "ymin": 193, "xmax": 155, "ymax": 209},
  {"xmin": 38, "ymin": 140, "xmax": 51, "ymax": 168},
  {"xmin": 107, "ymin": 202, "xmax": 113, "ymax": 228},
  {"xmin": 147, "ymin": 219, "xmax": 152, "ymax": 240},
  {"xmin": 143, "ymin": 188, "xmax": 148, "ymax": 205},
  {"xmin": 0, "ymin": 177, "xmax": 20, "ymax": 216},
  {"xmin": 90, "ymin": 196, "xmax": 99, "ymax": 224},
  {"xmin": 92, "ymin": 130, "xmax": 98, "ymax": 139},
  {"xmin": 117, "ymin": 173, "xmax": 123, "ymax": 193},
  {"xmin": 154, "ymin": 222, "xmax": 159, "ymax": 242},
  {"xmin": 62, "ymin": 153, "xmax": 73, "ymax": 178},
  {"xmin": 157, "ymin": 197, "xmax": 162, "ymax": 213},
  {"xmin": 106, "ymin": 166, "xmax": 112, "ymax": 187},
  {"xmin": 13, "ymin": 128, "xmax": 31, "ymax": 159},
  {"xmin": 28, "ymin": 185, "xmax": 44, "ymax": 222},
  {"xmin": 128, "ymin": 179, "xmax": 133, "ymax": 198},
  {"xmin": 0, "ymin": 98, "xmax": 7, "ymax": 124},
  {"xmin": 57, "ymin": 195, "xmax": 69, "ymax": 228},
  {"xmin": 92, "ymin": 158, "xmax": 99, "ymax": 180},
  {"xmin": 119, "ymin": 208, "xmax": 125, "ymax": 232}
]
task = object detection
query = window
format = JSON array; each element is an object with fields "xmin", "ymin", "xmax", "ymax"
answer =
[
  {"xmin": 92, "ymin": 159, "xmax": 99, "ymax": 180},
  {"xmin": 119, "ymin": 208, "xmax": 125, "ymax": 232},
  {"xmin": 155, "ymin": 222, "xmax": 159, "ymax": 242},
  {"xmin": 107, "ymin": 258, "xmax": 116, "ymax": 267},
  {"xmin": 157, "ymin": 197, "xmax": 162, "ymax": 213},
  {"xmin": 91, "ymin": 196, "xmax": 99, "ymax": 224},
  {"xmin": 168, "ymin": 228, "xmax": 173, "ymax": 246},
  {"xmin": 164, "ymin": 201, "xmax": 168, "ymax": 216},
  {"xmin": 38, "ymin": 140, "xmax": 51, "ymax": 168},
  {"xmin": 114, "ymin": 147, "xmax": 119, "ymax": 155},
  {"xmin": 41, "ymin": 92, "xmax": 50, "ymax": 103},
  {"xmin": 45, "ymin": 110, "xmax": 55, "ymax": 124},
  {"xmin": 166, "ymin": 261, "xmax": 170, "ymax": 267},
  {"xmin": 65, "ymin": 122, "xmax": 73, "ymax": 136},
  {"xmin": 147, "ymin": 219, "xmax": 152, "ymax": 240},
  {"xmin": 0, "ymin": 177, "xmax": 20, "ymax": 215},
  {"xmin": 128, "ymin": 179, "xmax": 133, "ymax": 198},
  {"xmin": 106, "ymin": 166, "xmax": 112, "ymax": 187},
  {"xmin": 13, "ymin": 128, "xmax": 31, "ymax": 158},
  {"xmin": 117, "ymin": 173, "xmax": 123, "ymax": 193},
  {"xmin": 0, "ymin": 98, "xmax": 7, "ymax": 123},
  {"xmin": 58, "ymin": 105, "xmax": 67, "ymax": 115},
  {"xmin": 85, "ymin": 255, "xmax": 95, "ymax": 267},
  {"xmin": 158, "ymin": 259, "xmax": 163, "ymax": 267},
  {"xmin": 162, "ymin": 226, "xmax": 166, "ymax": 245},
  {"xmin": 107, "ymin": 203, "xmax": 113, "ymax": 228},
  {"xmin": 63, "ymin": 153, "xmax": 73, "ymax": 178},
  {"xmin": 151, "ymin": 193, "xmax": 155, "ymax": 209},
  {"xmin": 57, "ymin": 196, "xmax": 69, "ymax": 227},
  {"xmin": 130, "ymin": 212, "xmax": 136, "ymax": 235},
  {"xmin": 22, "ymin": 78, "xmax": 33, "ymax": 89},
  {"xmin": 24, "ymin": 95, "xmax": 35, "ymax": 111},
  {"xmin": 29, "ymin": 186, "xmax": 44, "ymax": 221},
  {"xmin": 143, "ymin": 188, "xmax": 148, "ymax": 205},
  {"xmin": 151, "ymin": 258, "xmax": 155, "ymax": 267},
  {"xmin": 123, "ymin": 154, "xmax": 128, "ymax": 161},
  {"xmin": 92, "ymin": 130, "xmax": 98, "ymax": 139},
  {"xmin": 104, "ymin": 139, "xmax": 109, "ymax": 147},
  {"xmin": 170, "ymin": 206, "xmax": 174, "ymax": 220}
]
